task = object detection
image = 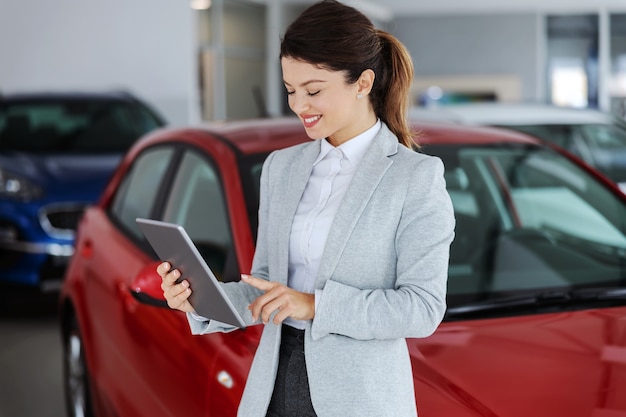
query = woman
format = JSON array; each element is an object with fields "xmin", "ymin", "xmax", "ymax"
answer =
[{"xmin": 159, "ymin": 1, "xmax": 455, "ymax": 416}]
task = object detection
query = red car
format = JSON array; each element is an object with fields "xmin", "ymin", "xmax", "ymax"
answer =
[{"xmin": 59, "ymin": 118, "xmax": 626, "ymax": 417}]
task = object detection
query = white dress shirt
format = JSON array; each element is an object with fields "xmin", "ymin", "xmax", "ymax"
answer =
[{"xmin": 285, "ymin": 120, "xmax": 381, "ymax": 329}]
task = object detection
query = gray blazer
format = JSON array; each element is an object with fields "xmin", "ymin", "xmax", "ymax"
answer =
[{"xmin": 188, "ymin": 124, "xmax": 455, "ymax": 417}]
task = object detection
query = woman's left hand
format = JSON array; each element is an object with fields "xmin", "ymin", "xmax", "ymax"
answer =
[{"xmin": 242, "ymin": 274, "xmax": 315, "ymax": 324}]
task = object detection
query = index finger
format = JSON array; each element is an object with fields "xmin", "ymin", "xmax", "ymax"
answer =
[{"xmin": 241, "ymin": 274, "xmax": 273, "ymax": 291}]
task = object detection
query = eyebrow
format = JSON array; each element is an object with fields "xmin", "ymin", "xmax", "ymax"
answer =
[{"xmin": 283, "ymin": 79, "xmax": 326, "ymax": 87}]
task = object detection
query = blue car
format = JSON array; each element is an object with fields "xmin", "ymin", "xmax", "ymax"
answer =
[{"xmin": 0, "ymin": 91, "xmax": 165, "ymax": 290}]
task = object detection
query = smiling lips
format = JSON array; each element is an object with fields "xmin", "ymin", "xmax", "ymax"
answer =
[{"xmin": 302, "ymin": 115, "xmax": 321, "ymax": 128}]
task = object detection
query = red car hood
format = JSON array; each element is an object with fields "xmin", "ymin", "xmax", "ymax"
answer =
[{"xmin": 411, "ymin": 306, "xmax": 626, "ymax": 417}]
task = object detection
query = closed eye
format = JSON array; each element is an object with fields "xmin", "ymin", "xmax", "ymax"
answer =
[{"xmin": 286, "ymin": 90, "xmax": 320, "ymax": 97}]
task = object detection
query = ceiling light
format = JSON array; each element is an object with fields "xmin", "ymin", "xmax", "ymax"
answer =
[{"xmin": 190, "ymin": 0, "xmax": 211, "ymax": 10}]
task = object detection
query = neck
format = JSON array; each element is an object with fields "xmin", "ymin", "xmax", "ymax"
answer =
[{"xmin": 328, "ymin": 113, "xmax": 378, "ymax": 147}]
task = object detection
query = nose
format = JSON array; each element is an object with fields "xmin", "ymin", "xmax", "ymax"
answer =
[{"xmin": 289, "ymin": 92, "xmax": 309, "ymax": 114}]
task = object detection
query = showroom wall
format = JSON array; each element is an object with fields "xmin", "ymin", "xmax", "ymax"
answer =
[
  {"xmin": 0, "ymin": 0, "xmax": 583, "ymax": 124},
  {"xmin": 0, "ymin": 0, "xmax": 197, "ymax": 125},
  {"xmin": 3, "ymin": 1, "xmax": 625, "ymax": 122},
  {"xmin": 392, "ymin": 13, "xmax": 541, "ymax": 104}
]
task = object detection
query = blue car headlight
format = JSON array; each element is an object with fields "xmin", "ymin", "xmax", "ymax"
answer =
[{"xmin": 0, "ymin": 168, "xmax": 44, "ymax": 202}]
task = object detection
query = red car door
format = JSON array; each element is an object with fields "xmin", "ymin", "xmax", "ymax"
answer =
[
  {"xmin": 80, "ymin": 209, "xmax": 212, "ymax": 416},
  {"xmin": 75, "ymin": 145, "xmax": 226, "ymax": 416}
]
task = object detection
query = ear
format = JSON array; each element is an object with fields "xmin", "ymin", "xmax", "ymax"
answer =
[{"xmin": 357, "ymin": 69, "xmax": 375, "ymax": 96}]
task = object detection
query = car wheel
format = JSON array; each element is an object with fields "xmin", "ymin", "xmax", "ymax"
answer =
[{"xmin": 63, "ymin": 316, "xmax": 94, "ymax": 417}]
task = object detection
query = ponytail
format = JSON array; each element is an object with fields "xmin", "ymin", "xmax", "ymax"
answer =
[{"xmin": 372, "ymin": 30, "xmax": 416, "ymax": 149}]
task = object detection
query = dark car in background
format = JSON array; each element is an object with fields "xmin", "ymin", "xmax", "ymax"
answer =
[
  {"xmin": 0, "ymin": 91, "xmax": 165, "ymax": 291},
  {"xmin": 59, "ymin": 118, "xmax": 626, "ymax": 417}
]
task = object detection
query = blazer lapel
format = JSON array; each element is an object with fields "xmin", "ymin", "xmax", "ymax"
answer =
[
  {"xmin": 316, "ymin": 126, "xmax": 399, "ymax": 285},
  {"xmin": 275, "ymin": 140, "xmax": 320, "ymax": 284}
]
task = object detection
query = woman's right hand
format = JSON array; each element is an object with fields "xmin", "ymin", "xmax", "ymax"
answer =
[{"xmin": 157, "ymin": 262, "xmax": 196, "ymax": 313}]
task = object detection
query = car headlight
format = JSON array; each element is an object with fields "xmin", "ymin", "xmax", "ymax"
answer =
[{"xmin": 0, "ymin": 168, "xmax": 44, "ymax": 202}]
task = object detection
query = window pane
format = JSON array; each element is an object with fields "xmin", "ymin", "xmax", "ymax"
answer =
[
  {"xmin": 610, "ymin": 14, "xmax": 626, "ymax": 118},
  {"xmin": 110, "ymin": 147, "xmax": 174, "ymax": 239},
  {"xmin": 0, "ymin": 99, "xmax": 162, "ymax": 153},
  {"xmin": 546, "ymin": 14, "xmax": 599, "ymax": 108},
  {"xmin": 426, "ymin": 144, "xmax": 626, "ymax": 305},
  {"xmin": 162, "ymin": 150, "xmax": 235, "ymax": 281},
  {"xmin": 225, "ymin": 56, "xmax": 266, "ymax": 120},
  {"xmin": 223, "ymin": 1, "xmax": 266, "ymax": 49}
]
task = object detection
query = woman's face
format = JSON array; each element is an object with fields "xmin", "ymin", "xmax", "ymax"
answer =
[{"xmin": 281, "ymin": 57, "xmax": 375, "ymax": 146}]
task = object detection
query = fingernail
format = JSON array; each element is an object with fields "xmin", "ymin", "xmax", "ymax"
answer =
[{"xmin": 241, "ymin": 274, "xmax": 249, "ymax": 280}]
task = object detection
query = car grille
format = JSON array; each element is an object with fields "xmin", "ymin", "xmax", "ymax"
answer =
[{"xmin": 39, "ymin": 204, "xmax": 88, "ymax": 238}]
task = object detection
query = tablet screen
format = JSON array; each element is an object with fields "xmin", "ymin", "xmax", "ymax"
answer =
[{"xmin": 136, "ymin": 218, "xmax": 246, "ymax": 328}]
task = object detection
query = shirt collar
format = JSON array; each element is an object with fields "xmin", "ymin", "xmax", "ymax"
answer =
[{"xmin": 314, "ymin": 119, "xmax": 381, "ymax": 166}]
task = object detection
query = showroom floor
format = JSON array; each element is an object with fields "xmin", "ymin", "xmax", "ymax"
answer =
[{"xmin": 0, "ymin": 289, "xmax": 66, "ymax": 417}]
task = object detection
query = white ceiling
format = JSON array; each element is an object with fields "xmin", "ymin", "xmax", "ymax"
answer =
[
  {"xmin": 382, "ymin": 0, "xmax": 626, "ymax": 15},
  {"xmin": 283, "ymin": 0, "xmax": 626, "ymax": 22}
]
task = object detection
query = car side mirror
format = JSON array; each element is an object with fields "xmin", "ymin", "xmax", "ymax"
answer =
[{"xmin": 129, "ymin": 261, "xmax": 169, "ymax": 309}]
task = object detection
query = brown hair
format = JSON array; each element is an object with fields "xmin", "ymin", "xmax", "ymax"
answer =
[{"xmin": 280, "ymin": 0, "xmax": 415, "ymax": 148}]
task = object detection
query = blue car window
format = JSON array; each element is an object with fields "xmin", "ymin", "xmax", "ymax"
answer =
[{"xmin": 0, "ymin": 99, "xmax": 163, "ymax": 154}]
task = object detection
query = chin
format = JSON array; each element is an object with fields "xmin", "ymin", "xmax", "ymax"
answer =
[{"xmin": 303, "ymin": 127, "xmax": 326, "ymax": 141}]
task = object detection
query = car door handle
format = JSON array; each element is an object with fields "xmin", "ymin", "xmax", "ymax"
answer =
[{"xmin": 118, "ymin": 281, "xmax": 139, "ymax": 312}]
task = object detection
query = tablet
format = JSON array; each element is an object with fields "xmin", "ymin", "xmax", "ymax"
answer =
[{"xmin": 136, "ymin": 218, "xmax": 246, "ymax": 328}]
